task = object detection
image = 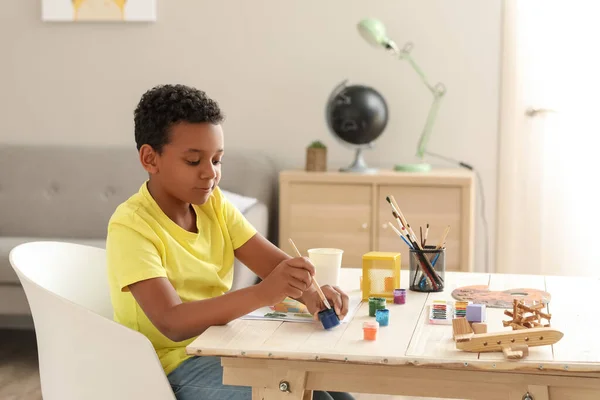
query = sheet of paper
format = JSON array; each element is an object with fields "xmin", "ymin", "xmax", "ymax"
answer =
[{"xmin": 241, "ymin": 289, "xmax": 363, "ymax": 323}]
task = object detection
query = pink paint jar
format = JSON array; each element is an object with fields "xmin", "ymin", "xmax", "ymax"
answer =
[{"xmin": 394, "ymin": 288, "xmax": 406, "ymax": 304}]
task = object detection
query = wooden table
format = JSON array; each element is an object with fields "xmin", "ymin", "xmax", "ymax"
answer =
[{"xmin": 186, "ymin": 269, "xmax": 600, "ymax": 399}]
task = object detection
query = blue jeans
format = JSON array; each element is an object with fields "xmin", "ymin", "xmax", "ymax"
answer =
[{"xmin": 167, "ymin": 356, "xmax": 354, "ymax": 400}]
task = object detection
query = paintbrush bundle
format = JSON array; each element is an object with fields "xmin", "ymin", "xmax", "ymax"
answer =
[{"xmin": 384, "ymin": 195, "xmax": 450, "ymax": 292}]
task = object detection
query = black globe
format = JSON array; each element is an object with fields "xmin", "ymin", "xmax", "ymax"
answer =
[{"xmin": 326, "ymin": 82, "xmax": 389, "ymax": 146}]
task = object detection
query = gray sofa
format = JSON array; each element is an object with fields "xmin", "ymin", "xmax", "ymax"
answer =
[{"xmin": 0, "ymin": 144, "xmax": 278, "ymax": 328}]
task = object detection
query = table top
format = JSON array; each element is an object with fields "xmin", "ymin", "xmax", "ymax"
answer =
[{"xmin": 186, "ymin": 268, "xmax": 600, "ymax": 374}]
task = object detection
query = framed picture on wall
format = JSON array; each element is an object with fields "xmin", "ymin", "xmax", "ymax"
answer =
[{"xmin": 42, "ymin": 0, "xmax": 157, "ymax": 22}]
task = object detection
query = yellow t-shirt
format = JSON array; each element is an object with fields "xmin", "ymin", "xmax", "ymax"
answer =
[{"xmin": 105, "ymin": 182, "xmax": 257, "ymax": 375}]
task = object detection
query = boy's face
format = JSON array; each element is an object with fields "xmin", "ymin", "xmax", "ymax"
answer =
[{"xmin": 142, "ymin": 122, "xmax": 224, "ymax": 206}]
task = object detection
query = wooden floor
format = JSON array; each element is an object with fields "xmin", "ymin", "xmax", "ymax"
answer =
[
  {"xmin": 0, "ymin": 329, "xmax": 41, "ymax": 400},
  {"xmin": 0, "ymin": 328, "xmax": 447, "ymax": 400}
]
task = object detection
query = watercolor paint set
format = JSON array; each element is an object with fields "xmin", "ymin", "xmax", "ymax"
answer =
[{"xmin": 428, "ymin": 300, "xmax": 476, "ymax": 325}]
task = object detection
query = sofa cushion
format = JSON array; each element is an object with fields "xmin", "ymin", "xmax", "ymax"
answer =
[
  {"xmin": 0, "ymin": 145, "xmax": 147, "ymax": 238},
  {"xmin": 220, "ymin": 189, "xmax": 258, "ymax": 214},
  {"xmin": 0, "ymin": 238, "xmax": 105, "ymax": 284}
]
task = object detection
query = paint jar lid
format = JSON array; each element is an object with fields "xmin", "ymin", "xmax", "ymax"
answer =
[
  {"xmin": 318, "ymin": 308, "xmax": 340, "ymax": 330},
  {"xmin": 375, "ymin": 308, "xmax": 389, "ymax": 316},
  {"xmin": 363, "ymin": 321, "xmax": 379, "ymax": 330},
  {"xmin": 394, "ymin": 288, "xmax": 406, "ymax": 294}
]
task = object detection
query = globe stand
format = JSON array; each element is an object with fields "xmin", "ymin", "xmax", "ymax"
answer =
[{"xmin": 340, "ymin": 148, "xmax": 378, "ymax": 174}]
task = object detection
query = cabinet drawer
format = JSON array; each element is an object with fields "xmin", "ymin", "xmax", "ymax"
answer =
[
  {"xmin": 377, "ymin": 185, "xmax": 463, "ymax": 271},
  {"xmin": 281, "ymin": 183, "xmax": 372, "ymax": 268}
]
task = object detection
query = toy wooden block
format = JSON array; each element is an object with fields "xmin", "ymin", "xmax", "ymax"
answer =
[
  {"xmin": 466, "ymin": 303, "xmax": 486, "ymax": 322},
  {"xmin": 452, "ymin": 318, "xmax": 473, "ymax": 342},
  {"xmin": 471, "ymin": 322, "xmax": 487, "ymax": 334},
  {"xmin": 361, "ymin": 252, "xmax": 401, "ymax": 301},
  {"xmin": 503, "ymin": 345, "xmax": 529, "ymax": 359}
]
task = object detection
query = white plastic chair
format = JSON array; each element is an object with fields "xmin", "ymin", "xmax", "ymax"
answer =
[{"xmin": 9, "ymin": 241, "xmax": 176, "ymax": 400}]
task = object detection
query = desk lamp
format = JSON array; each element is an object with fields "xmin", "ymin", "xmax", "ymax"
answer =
[{"xmin": 357, "ymin": 18, "xmax": 446, "ymax": 172}]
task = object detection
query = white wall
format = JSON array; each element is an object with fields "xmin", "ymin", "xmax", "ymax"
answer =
[{"xmin": 0, "ymin": 0, "xmax": 502, "ymax": 272}]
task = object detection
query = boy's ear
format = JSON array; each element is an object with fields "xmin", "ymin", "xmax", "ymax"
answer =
[{"xmin": 139, "ymin": 144, "xmax": 159, "ymax": 174}]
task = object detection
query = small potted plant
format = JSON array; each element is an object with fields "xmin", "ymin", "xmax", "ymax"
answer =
[{"xmin": 305, "ymin": 140, "xmax": 327, "ymax": 172}]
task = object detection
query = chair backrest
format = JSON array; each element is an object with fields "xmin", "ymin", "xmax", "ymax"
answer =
[{"xmin": 10, "ymin": 241, "xmax": 176, "ymax": 400}]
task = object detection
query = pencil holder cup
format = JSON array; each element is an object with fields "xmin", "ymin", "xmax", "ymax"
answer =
[{"xmin": 409, "ymin": 246, "xmax": 445, "ymax": 293}]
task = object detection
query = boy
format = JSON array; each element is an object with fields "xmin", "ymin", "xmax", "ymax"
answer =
[{"xmin": 106, "ymin": 84, "xmax": 354, "ymax": 400}]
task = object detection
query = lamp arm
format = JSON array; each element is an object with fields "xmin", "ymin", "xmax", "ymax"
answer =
[
  {"xmin": 394, "ymin": 42, "xmax": 447, "ymax": 159},
  {"xmin": 402, "ymin": 54, "xmax": 437, "ymax": 94},
  {"xmin": 416, "ymin": 92, "xmax": 444, "ymax": 158}
]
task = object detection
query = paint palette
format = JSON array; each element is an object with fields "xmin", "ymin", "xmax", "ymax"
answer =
[{"xmin": 451, "ymin": 285, "xmax": 551, "ymax": 308}]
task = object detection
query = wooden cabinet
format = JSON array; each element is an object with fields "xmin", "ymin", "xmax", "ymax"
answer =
[{"xmin": 279, "ymin": 169, "xmax": 475, "ymax": 272}]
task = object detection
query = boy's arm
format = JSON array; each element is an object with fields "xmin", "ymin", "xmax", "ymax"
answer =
[
  {"xmin": 129, "ymin": 277, "xmax": 265, "ymax": 341},
  {"xmin": 108, "ymin": 217, "xmax": 315, "ymax": 343},
  {"xmin": 128, "ymin": 255, "xmax": 314, "ymax": 342},
  {"xmin": 234, "ymin": 233, "xmax": 316, "ymax": 295},
  {"xmin": 234, "ymin": 234, "xmax": 296, "ymax": 278}
]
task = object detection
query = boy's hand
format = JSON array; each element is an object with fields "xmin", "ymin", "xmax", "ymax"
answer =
[
  {"xmin": 303, "ymin": 285, "xmax": 350, "ymax": 320},
  {"xmin": 257, "ymin": 257, "xmax": 315, "ymax": 306}
]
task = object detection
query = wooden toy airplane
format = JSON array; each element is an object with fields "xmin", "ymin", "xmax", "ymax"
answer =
[{"xmin": 452, "ymin": 318, "xmax": 563, "ymax": 359}]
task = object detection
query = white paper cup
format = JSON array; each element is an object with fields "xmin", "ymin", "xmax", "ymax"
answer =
[{"xmin": 307, "ymin": 248, "xmax": 343, "ymax": 287}]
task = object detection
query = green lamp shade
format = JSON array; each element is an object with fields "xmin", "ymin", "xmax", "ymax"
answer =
[{"xmin": 357, "ymin": 18, "xmax": 389, "ymax": 48}]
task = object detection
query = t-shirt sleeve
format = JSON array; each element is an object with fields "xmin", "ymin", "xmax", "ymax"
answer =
[
  {"xmin": 106, "ymin": 217, "xmax": 167, "ymax": 292},
  {"xmin": 222, "ymin": 194, "xmax": 258, "ymax": 250}
]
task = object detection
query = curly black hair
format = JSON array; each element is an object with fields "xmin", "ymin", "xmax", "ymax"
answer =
[{"xmin": 134, "ymin": 84, "xmax": 224, "ymax": 152}]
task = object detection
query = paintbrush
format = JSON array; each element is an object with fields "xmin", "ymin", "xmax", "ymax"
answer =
[
  {"xmin": 436, "ymin": 225, "xmax": 451, "ymax": 250},
  {"xmin": 388, "ymin": 196, "xmax": 422, "ymax": 249},
  {"xmin": 390, "ymin": 223, "xmax": 414, "ymax": 249},
  {"xmin": 288, "ymin": 238, "xmax": 332, "ymax": 310}
]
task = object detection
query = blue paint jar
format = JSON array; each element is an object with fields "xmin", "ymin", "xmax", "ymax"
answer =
[
  {"xmin": 375, "ymin": 308, "xmax": 389, "ymax": 327},
  {"xmin": 318, "ymin": 308, "xmax": 340, "ymax": 330}
]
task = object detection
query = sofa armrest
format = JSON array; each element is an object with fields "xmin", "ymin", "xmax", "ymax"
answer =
[{"xmin": 230, "ymin": 202, "xmax": 268, "ymax": 291}]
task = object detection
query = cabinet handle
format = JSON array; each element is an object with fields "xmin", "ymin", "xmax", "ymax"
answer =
[
  {"xmin": 361, "ymin": 223, "xmax": 368, "ymax": 230},
  {"xmin": 382, "ymin": 223, "xmax": 388, "ymax": 229}
]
